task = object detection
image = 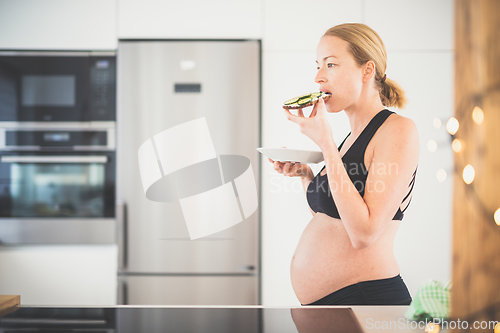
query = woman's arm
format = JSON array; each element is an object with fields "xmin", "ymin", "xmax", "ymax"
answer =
[
  {"xmin": 321, "ymin": 116, "xmax": 419, "ymax": 249},
  {"xmin": 284, "ymin": 99, "xmax": 419, "ymax": 249}
]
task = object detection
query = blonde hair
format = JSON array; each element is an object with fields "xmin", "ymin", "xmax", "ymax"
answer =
[{"xmin": 323, "ymin": 23, "xmax": 407, "ymax": 109}]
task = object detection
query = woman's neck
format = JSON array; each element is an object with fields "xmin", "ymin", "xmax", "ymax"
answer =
[{"xmin": 344, "ymin": 89, "xmax": 385, "ymax": 137}]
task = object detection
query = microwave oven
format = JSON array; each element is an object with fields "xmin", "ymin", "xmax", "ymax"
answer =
[{"xmin": 0, "ymin": 51, "xmax": 116, "ymax": 122}]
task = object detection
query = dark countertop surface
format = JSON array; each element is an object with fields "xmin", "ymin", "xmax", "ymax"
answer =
[{"xmin": 0, "ymin": 305, "xmax": 444, "ymax": 332}]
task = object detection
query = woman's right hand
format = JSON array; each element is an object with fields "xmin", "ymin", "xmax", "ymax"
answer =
[{"xmin": 268, "ymin": 148, "xmax": 312, "ymax": 179}]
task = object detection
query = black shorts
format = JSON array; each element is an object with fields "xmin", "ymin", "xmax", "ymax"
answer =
[{"xmin": 303, "ymin": 274, "xmax": 412, "ymax": 306}]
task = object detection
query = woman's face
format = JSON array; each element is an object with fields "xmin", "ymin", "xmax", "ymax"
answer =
[{"xmin": 315, "ymin": 35, "xmax": 365, "ymax": 113}]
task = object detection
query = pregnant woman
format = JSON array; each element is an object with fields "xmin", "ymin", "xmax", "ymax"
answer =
[{"xmin": 270, "ymin": 23, "xmax": 419, "ymax": 305}]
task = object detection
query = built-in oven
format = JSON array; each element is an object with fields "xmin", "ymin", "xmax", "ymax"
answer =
[
  {"xmin": 0, "ymin": 122, "xmax": 116, "ymax": 244},
  {"xmin": 0, "ymin": 51, "xmax": 116, "ymax": 122}
]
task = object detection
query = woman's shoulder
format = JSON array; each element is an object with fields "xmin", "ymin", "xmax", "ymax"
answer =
[
  {"xmin": 376, "ymin": 112, "xmax": 419, "ymax": 152},
  {"xmin": 383, "ymin": 112, "xmax": 418, "ymax": 140}
]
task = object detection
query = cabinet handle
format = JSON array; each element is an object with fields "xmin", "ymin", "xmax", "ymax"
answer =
[{"xmin": 1, "ymin": 156, "xmax": 108, "ymax": 163}]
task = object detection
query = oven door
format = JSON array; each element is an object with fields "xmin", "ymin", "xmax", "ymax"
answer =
[
  {"xmin": 0, "ymin": 51, "xmax": 116, "ymax": 122},
  {"xmin": 0, "ymin": 151, "xmax": 116, "ymax": 244}
]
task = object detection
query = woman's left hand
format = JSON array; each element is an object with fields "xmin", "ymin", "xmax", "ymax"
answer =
[{"xmin": 283, "ymin": 97, "xmax": 334, "ymax": 150}]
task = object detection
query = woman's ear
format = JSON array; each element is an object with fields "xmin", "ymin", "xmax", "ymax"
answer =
[{"xmin": 362, "ymin": 60, "xmax": 376, "ymax": 83}]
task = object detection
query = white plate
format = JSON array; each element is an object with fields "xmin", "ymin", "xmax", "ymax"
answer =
[{"xmin": 257, "ymin": 148, "xmax": 324, "ymax": 164}]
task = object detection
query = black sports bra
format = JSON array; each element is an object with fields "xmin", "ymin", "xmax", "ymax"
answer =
[{"xmin": 307, "ymin": 110, "xmax": 416, "ymax": 221}]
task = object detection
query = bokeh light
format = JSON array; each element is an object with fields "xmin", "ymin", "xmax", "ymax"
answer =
[
  {"xmin": 433, "ymin": 118, "xmax": 442, "ymax": 129},
  {"xmin": 472, "ymin": 106, "xmax": 484, "ymax": 124},
  {"xmin": 462, "ymin": 164, "xmax": 475, "ymax": 185},
  {"xmin": 427, "ymin": 140, "xmax": 438, "ymax": 152},
  {"xmin": 437, "ymin": 169, "xmax": 447, "ymax": 182},
  {"xmin": 446, "ymin": 117, "xmax": 459, "ymax": 135},
  {"xmin": 452, "ymin": 139, "xmax": 462, "ymax": 153}
]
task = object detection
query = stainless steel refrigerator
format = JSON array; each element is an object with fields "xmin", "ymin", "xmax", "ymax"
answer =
[{"xmin": 116, "ymin": 40, "xmax": 260, "ymax": 305}]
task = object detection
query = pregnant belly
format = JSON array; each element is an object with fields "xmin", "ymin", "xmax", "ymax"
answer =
[{"xmin": 290, "ymin": 213, "xmax": 399, "ymax": 305}]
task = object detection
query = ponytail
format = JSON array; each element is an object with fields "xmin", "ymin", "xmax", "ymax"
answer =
[{"xmin": 380, "ymin": 77, "xmax": 407, "ymax": 109}]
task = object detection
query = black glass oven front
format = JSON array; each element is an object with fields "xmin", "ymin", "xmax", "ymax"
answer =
[
  {"xmin": 0, "ymin": 150, "xmax": 115, "ymax": 218},
  {"xmin": 0, "ymin": 51, "xmax": 116, "ymax": 122}
]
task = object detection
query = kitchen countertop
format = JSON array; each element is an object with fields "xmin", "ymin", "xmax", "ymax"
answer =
[{"xmin": 0, "ymin": 305, "xmax": 447, "ymax": 332}]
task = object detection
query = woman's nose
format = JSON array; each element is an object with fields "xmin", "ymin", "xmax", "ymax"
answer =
[{"xmin": 315, "ymin": 68, "xmax": 326, "ymax": 84}]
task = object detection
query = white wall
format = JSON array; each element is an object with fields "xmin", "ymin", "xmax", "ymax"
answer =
[{"xmin": 0, "ymin": 0, "xmax": 454, "ymax": 306}]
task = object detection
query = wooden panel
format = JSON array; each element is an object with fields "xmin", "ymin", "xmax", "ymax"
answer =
[
  {"xmin": 0, "ymin": 295, "xmax": 20, "ymax": 315},
  {"xmin": 452, "ymin": 0, "xmax": 500, "ymax": 326}
]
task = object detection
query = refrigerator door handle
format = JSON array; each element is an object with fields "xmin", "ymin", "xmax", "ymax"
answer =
[
  {"xmin": 117, "ymin": 278, "xmax": 128, "ymax": 305},
  {"xmin": 116, "ymin": 201, "xmax": 127, "ymax": 271}
]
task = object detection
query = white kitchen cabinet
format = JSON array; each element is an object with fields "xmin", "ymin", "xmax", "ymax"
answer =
[
  {"xmin": 0, "ymin": 0, "xmax": 117, "ymax": 50},
  {"xmin": 263, "ymin": 0, "xmax": 363, "ymax": 52},
  {"xmin": 0, "ymin": 245, "xmax": 117, "ymax": 306},
  {"xmin": 118, "ymin": 0, "xmax": 262, "ymax": 39},
  {"xmin": 365, "ymin": 0, "xmax": 454, "ymax": 51}
]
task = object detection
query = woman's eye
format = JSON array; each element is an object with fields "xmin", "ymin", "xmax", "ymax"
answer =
[{"xmin": 327, "ymin": 63, "xmax": 335, "ymax": 68}]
